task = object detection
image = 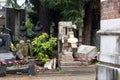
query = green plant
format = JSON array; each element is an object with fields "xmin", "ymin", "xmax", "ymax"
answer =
[
  {"xmin": 10, "ymin": 42, "xmax": 16, "ymax": 51},
  {"xmin": 26, "ymin": 19, "xmax": 35, "ymax": 38},
  {"xmin": 32, "ymin": 33, "xmax": 57, "ymax": 63},
  {"xmin": 13, "ymin": 35, "xmax": 20, "ymax": 44}
]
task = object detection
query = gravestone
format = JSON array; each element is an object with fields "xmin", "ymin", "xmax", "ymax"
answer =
[
  {"xmin": 0, "ymin": 34, "xmax": 14, "ymax": 77},
  {"xmin": 96, "ymin": 0, "xmax": 120, "ymax": 80},
  {"xmin": 0, "ymin": 34, "xmax": 15, "ymax": 62},
  {"xmin": 0, "ymin": 34, "xmax": 10, "ymax": 53}
]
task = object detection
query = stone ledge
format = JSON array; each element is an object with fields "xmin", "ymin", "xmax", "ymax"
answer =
[
  {"xmin": 96, "ymin": 63, "xmax": 120, "ymax": 80},
  {"xmin": 61, "ymin": 65, "xmax": 95, "ymax": 74},
  {"xmin": 98, "ymin": 53, "xmax": 120, "ymax": 65},
  {"xmin": 97, "ymin": 30, "xmax": 120, "ymax": 35}
]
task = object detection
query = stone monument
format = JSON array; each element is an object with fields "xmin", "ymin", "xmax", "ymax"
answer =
[
  {"xmin": 34, "ymin": 21, "xmax": 43, "ymax": 37},
  {"xmin": 96, "ymin": 0, "xmax": 120, "ymax": 80},
  {"xmin": 0, "ymin": 34, "xmax": 10, "ymax": 53},
  {"xmin": 58, "ymin": 21, "xmax": 96, "ymax": 73},
  {"xmin": 68, "ymin": 31, "xmax": 79, "ymax": 60},
  {"xmin": 58, "ymin": 21, "xmax": 72, "ymax": 54}
]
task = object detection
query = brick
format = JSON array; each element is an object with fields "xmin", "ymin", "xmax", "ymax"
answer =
[{"xmin": 101, "ymin": 0, "xmax": 120, "ymax": 20}]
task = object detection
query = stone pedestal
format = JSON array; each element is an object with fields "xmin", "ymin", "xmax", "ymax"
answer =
[
  {"xmin": 97, "ymin": 29, "xmax": 120, "ymax": 80},
  {"xmin": 96, "ymin": 0, "xmax": 120, "ymax": 80}
]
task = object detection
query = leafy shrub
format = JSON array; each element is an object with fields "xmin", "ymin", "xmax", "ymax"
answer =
[
  {"xmin": 32, "ymin": 33, "xmax": 57, "ymax": 63},
  {"xmin": 26, "ymin": 19, "xmax": 35, "ymax": 38}
]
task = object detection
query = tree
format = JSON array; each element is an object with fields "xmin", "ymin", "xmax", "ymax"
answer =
[
  {"xmin": 28, "ymin": 0, "xmax": 41, "ymax": 25},
  {"xmin": 41, "ymin": 0, "xmax": 85, "ymax": 25},
  {"xmin": 28, "ymin": 0, "xmax": 50, "ymax": 36},
  {"xmin": 82, "ymin": 0, "xmax": 100, "ymax": 45},
  {"xmin": 6, "ymin": 0, "xmax": 20, "ymax": 9},
  {"xmin": 40, "ymin": 0, "xmax": 87, "ymax": 37},
  {"xmin": 28, "ymin": 0, "xmax": 100, "ymax": 44},
  {"xmin": 41, "ymin": 0, "xmax": 100, "ymax": 45}
]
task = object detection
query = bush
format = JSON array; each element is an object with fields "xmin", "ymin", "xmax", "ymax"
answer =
[{"xmin": 32, "ymin": 33, "xmax": 57, "ymax": 63}]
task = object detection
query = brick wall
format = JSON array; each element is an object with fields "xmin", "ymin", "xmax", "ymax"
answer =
[{"xmin": 101, "ymin": 0, "xmax": 120, "ymax": 20}]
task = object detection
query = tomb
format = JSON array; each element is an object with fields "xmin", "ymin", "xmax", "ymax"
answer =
[{"xmin": 96, "ymin": 0, "xmax": 120, "ymax": 80}]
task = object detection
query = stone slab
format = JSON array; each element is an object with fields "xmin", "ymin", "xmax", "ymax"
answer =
[
  {"xmin": 96, "ymin": 63, "xmax": 120, "ymax": 80},
  {"xmin": 61, "ymin": 52, "xmax": 73, "ymax": 61},
  {"xmin": 77, "ymin": 45, "xmax": 97, "ymax": 58},
  {"xmin": 61, "ymin": 65, "xmax": 95, "ymax": 74},
  {"xmin": 101, "ymin": 18, "xmax": 120, "ymax": 30},
  {"xmin": 100, "ymin": 36, "xmax": 119, "ymax": 53},
  {"xmin": 98, "ymin": 53, "xmax": 119, "ymax": 64},
  {"xmin": 0, "ymin": 52, "xmax": 15, "ymax": 62}
]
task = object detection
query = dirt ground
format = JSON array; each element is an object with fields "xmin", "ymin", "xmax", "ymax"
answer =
[
  {"xmin": 0, "ymin": 73, "xmax": 95, "ymax": 80},
  {"xmin": 0, "ymin": 65, "xmax": 96, "ymax": 80}
]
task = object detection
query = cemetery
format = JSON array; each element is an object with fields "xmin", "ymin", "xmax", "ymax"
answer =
[
  {"xmin": 0, "ymin": 1, "xmax": 98, "ymax": 78},
  {"xmin": 0, "ymin": 0, "xmax": 120, "ymax": 80}
]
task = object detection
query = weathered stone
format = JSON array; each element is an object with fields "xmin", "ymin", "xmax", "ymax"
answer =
[
  {"xmin": 0, "ymin": 34, "xmax": 10, "ymax": 53},
  {"xmin": 0, "ymin": 52, "xmax": 15, "ymax": 62},
  {"xmin": 77, "ymin": 45, "xmax": 97, "ymax": 58},
  {"xmin": 62, "ymin": 52, "xmax": 73, "ymax": 61},
  {"xmin": 98, "ymin": 53, "xmax": 119, "ymax": 64},
  {"xmin": 96, "ymin": 0, "xmax": 120, "ymax": 80},
  {"xmin": 0, "ymin": 17, "xmax": 5, "ymax": 26},
  {"xmin": 96, "ymin": 64, "xmax": 120, "ymax": 80}
]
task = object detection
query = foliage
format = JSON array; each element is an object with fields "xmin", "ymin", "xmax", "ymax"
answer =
[
  {"xmin": 28, "ymin": 0, "xmax": 85, "ymax": 25},
  {"xmin": 5, "ymin": 0, "xmax": 32, "ymax": 9},
  {"xmin": 32, "ymin": 33, "xmax": 57, "ymax": 63},
  {"xmin": 13, "ymin": 35, "xmax": 20, "ymax": 44},
  {"xmin": 28, "ymin": 0, "xmax": 100, "ymax": 39},
  {"xmin": 10, "ymin": 42, "xmax": 16, "ymax": 51},
  {"xmin": 41, "ymin": 0, "xmax": 86, "ymax": 25},
  {"xmin": 26, "ymin": 19, "xmax": 35, "ymax": 38},
  {"xmin": 6, "ymin": 0, "xmax": 21, "ymax": 9},
  {"xmin": 41, "ymin": 0, "xmax": 100, "ymax": 25},
  {"xmin": 28, "ymin": 0, "xmax": 41, "ymax": 25}
]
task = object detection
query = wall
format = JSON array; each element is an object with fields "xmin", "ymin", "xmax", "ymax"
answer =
[{"xmin": 101, "ymin": 0, "xmax": 120, "ymax": 20}]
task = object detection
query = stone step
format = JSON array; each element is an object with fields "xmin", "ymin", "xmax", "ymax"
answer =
[
  {"xmin": 61, "ymin": 61, "xmax": 82, "ymax": 66},
  {"xmin": 61, "ymin": 60, "xmax": 91, "ymax": 66},
  {"xmin": 61, "ymin": 65, "xmax": 96, "ymax": 74}
]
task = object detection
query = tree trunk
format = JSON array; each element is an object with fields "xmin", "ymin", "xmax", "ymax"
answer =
[{"xmin": 82, "ymin": 4, "xmax": 92, "ymax": 45}]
